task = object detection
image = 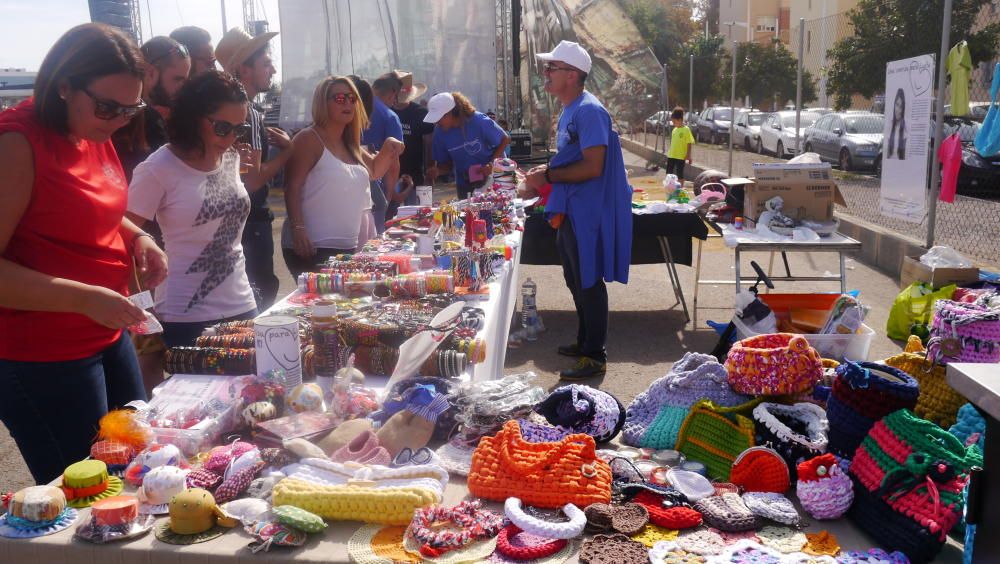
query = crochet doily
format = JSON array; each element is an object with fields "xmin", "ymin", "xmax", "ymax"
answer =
[
  {"xmin": 579, "ymin": 533, "xmax": 649, "ymax": 564},
  {"xmin": 757, "ymin": 526, "xmax": 807, "ymax": 554},
  {"xmin": 403, "ymin": 531, "xmax": 498, "ymax": 564},
  {"xmin": 482, "ymin": 539, "xmax": 577, "ymax": 564},
  {"xmin": 711, "ymin": 528, "xmax": 759, "ymax": 545},
  {"xmin": 677, "ymin": 528, "xmax": 726, "ymax": 555},
  {"xmin": 648, "ymin": 540, "xmax": 709, "ymax": 564},
  {"xmin": 802, "ymin": 531, "xmax": 840, "ymax": 556},
  {"xmin": 630, "ymin": 523, "xmax": 679, "ymax": 547},
  {"xmin": 347, "ymin": 524, "xmax": 420, "ymax": 564},
  {"xmin": 836, "ymin": 548, "xmax": 910, "ymax": 563}
]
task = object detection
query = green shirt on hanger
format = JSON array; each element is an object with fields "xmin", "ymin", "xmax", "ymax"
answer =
[{"xmin": 947, "ymin": 41, "xmax": 972, "ymax": 116}]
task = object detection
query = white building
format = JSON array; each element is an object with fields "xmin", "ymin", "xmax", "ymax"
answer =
[{"xmin": 0, "ymin": 68, "xmax": 36, "ymax": 109}]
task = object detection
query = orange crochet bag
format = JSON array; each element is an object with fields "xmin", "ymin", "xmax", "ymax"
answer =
[
  {"xmin": 729, "ymin": 446, "xmax": 790, "ymax": 493},
  {"xmin": 468, "ymin": 420, "xmax": 612, "ymax": 509}
]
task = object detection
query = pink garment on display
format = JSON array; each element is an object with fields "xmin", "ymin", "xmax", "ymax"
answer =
[{"xmin": 938, "ymin": 133, "xmax": 962, "ymax": 203}]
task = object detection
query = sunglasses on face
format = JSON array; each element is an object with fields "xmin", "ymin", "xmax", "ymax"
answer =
[
  {"xmin": 206, "ymin": 117, "xmax": 252, "ymax": 138},
  {"xmin": 82, "ymin": 88, "xmax": 146, "ymax": 121},
  {"xmin": 327, "ymin": 92, "xmax": 358, "ymax": 105}
]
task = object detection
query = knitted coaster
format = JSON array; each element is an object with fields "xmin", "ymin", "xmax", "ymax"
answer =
[
  {"xmin": 835, "ymin": 548, "xmax": 911, "ymax": 563},
  {"xmin": 630, "ymin": 523, "xmax": 679, "ymax": 547},
  {"xmin": 403, "ymin": 532, "xmax": 498, "ymax": 564},
  {"xmin": 584, "ymin": 502, "xmax": 648, "ymax": 535},
  {"xmin": 803, "ymin": 531, "xmax": 840, "ymax": 557},
  {"xmin": 677, "ymin": 529, "xmax": 726, "ymax": 555},
  {"xmin": 579, "ymin": 533, "xmax": 650, "ymax": 564},
  {"xmin": 719, "ymin": 539, "xmax": 785, "ymax": 563},
  {"xmin": 757, "ymin": 525, "xmax": 807, "ymax": 554},
  {"xmin": 483, "ymin": 539, "xmax": 576, "ymax": 564},
  {"xmin": 347, "ymin": 524, "xmax": 420, "ymax": 564}
]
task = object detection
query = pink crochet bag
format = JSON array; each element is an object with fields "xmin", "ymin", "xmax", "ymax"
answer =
[
  {"xmin": 927, "ymin": 299, "xmax": 1000, "ymax": 364},
  {"xmin": 725, "ymin": 334, "xmax": 823, "ymax": 396}
]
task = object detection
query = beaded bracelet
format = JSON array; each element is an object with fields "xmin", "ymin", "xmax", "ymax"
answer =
[
  {"xmin": 504, "ymin": 498, "xmax": 587, "ymax": 540},
  {"xmin": 495, "ymin": 524, "xmax": 568, "ymax": 559},
  {"xmin": 406, "ymin": 500, "xmax": 505, "ymax": 557}
]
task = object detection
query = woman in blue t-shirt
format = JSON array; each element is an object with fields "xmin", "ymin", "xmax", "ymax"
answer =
[{"xmin": 424, "ymin": 92, "xmax": 510, "ymax": 199}]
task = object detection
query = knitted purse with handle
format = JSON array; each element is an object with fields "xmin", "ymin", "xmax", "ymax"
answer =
[
  {"xmin": 725, "ymin": 333, "xmax": 823, "ymax": 396},
  {"xmin": 926, "ymin": 299, "xmax": 1000, "ymax": 365},
  {"xmin": 468, "ymin": 420, "xmax": 612, "ymax": 509},
  {"xmin": 848, "ymin": 409, "xmax": 982, "ymax": 564},
  {"xmin": 675, "ymin": 398, "xmax": 762, "ymax": 481},
  {"xmin": 752, "ymin": 402, "xmax": 828, "ymax": 476},
  {"xmin": 622, "ymin": 353, "xmax": 749, "ymax": 449},
  {"xmin": 826, "ymin": 361, "xmax": 919, "ymax": 459},
  {"xmin": 884, "ymin": 335, "xmax": 966, "ymax": 428}
]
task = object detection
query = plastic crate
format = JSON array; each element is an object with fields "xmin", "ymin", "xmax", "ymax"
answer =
[{"xmin": 732, "ymin": 315, "xmax": 874, "ymax": 362}]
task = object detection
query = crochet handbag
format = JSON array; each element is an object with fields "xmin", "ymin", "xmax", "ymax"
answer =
[
  {"xmin": 725, "ymin": 333, "xmax": 823, "ymax": 396},
  {"xmin": 796, "ymin": 453, "xmax": 853, "ymax": 520},
  {"xmin": 693, "ymin": 493, "xmax": 757, "ymax": 532},
  {"xmin": 535, "ymin": 385, "xmax": 626, "ymax": 443},
  {"xmin": 622, "ymin": 352, "xmax": 749, "ymax": 449},
  {"xmin": 848, "ymin": 409, "xmax": 982, "ymax": 563},
  {"xmin": 468, "ymin": 420, "xmax": 612, "ymax": 509},
  {"xmin": 926, "ymin": 299, "xmax": 1000, "ymax": 365},
  {"xmin": 729, "ymin": 447, "xmax": 790, "ymax": 493},
  {"xmin": 826, "ymin": 361, "xmax": 919, "ymax": 459},
  {"xmin": 675, "ymin": 398, "xmax": 761, "ymax": 480},
  {"xmin": 752, "ymin": 402, "xmax": 828, "ymax": 474},
  {"xmin": 885, "ymin": 335, "xmax": 966, "ymax": 428}
]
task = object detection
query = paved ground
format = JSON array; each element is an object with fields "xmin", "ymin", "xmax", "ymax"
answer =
[{"xmin": 0, "ymin": 148, "xmax": 960, "ymax": 560}]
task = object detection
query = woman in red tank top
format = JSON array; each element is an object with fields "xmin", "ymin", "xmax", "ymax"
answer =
[{"xmin": 0, "ymin": 24, "xmax": 168, "ymax": 484}]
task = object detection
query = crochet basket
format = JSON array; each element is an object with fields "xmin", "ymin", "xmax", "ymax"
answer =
[
  {"xmin": 622, "ymin": 353, "xmax": 749, "ymax": 449},
  {"xmin": 752, "ymin": 402, "xmax": 828, "ymax": 476},
  {"xmin": 675, "ymin": 398, "xmax": 762, "ymax": 481},
  {"xmin": 468, "ymin": 420, "xmax": 612, "ymax": 509},
  {"xmin": 926, "ymin": 299, "xmax": 1000, "ymax": 365},
  {"xmin": 536, "ymin": 385, "xmax": 626, "ymax": 443},
  {"xmin": 725, "ymin": 334, "xmax": 823, "ymax": 396},
  {"xmin": 884, "ymin": 335, "xmax": 966, "ymax": 428},
  {"xmin": 795, "ymin": 453, "xmax": 852, "ymax": 520},
  {"xmin": 826, "ymin": 361, "xmax": 919, "ymax": 459},
  {"xmin": 848, "ymin": 409, "xmax": 982, "ymax": 563}
]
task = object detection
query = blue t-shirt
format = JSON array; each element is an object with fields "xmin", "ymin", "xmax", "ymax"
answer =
[
  {"xmin": 557, "ymin": 92, "xmax": 610, "ymax": 154},
  {"xmin": 362, "ymin": 98, "xmax": 404, "ymax": 151},
  {"xmin": 431, "ymin": 111, "xmax": 506, "ymax": 188}
]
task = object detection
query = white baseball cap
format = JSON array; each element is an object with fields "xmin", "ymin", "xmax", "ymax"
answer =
[
  {"xmin": 535, "ymin": 40, "xmax": 592, "ymax": 74},
  {"xmin": 424, "ymin": 92, "xmax": 457, "ymax": 124}
]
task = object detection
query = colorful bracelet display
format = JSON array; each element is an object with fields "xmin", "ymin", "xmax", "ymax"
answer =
[
  {"xmin": 405, "ymin": 500, "xmax": 505, "ymax": 557},
  {"xmin": 165, "ymin": 347, "xmax": 255, "ymax": 375},
  {"xmin": 296, "ymin": 272, "xmax": 454, "ymax": 298}
]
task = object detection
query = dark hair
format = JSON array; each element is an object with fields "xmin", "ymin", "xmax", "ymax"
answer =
[
  {"xmin": 169, "ymin": 26, "xmax": 211, "ymax": 52},
  {"xmin": 34, "ymin": 23, "xmax": 145, "ymax": 134},
  {"xmin": 888, "ymin": 88, "xmax": 906, "ymax": 159},
  {"xmin": 372, "ymin": 73, "xmax": 402, "ymax": 95},
  {"xmin": 167, "ymin": 70, "xmax": 248, "ymax": 154},
  {"xmin": 239, "ymin": 44, "xmax": 270, "ymax": 73},
  {"xmin": 671, "ymin": 106, "xmax": 685, "ymax": 120},
  {"xmin": 142, "ymin": 36, "xmax": 189, "ymax": 70},
  {"xmin": 349, "ymin": 75, "xmax": 374, "ymax": 116}
]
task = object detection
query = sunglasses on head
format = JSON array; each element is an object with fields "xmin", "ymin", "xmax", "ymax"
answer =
[
  {"xmin": 327, "ymin": 92, "xmax": 358, "ymax": 105},
  {"xmin": 206, "ymin": 117, "xmax": 252, "ymax": 138},
  {"xmin": 82, "ymin": 88, "xmax": 146, "ymax": 121},
  {"xmin": 147, "ymin": 43, "xmax": 190, "ymax": 66}
]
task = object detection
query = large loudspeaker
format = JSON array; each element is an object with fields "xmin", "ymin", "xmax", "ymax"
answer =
[
  {"xmin": 89, "ymin": 0, "xmax": 137, "ymax": 38},
  {"xmin": 511, "ymin": 0, "xmax": 521, "ymax": 77}
]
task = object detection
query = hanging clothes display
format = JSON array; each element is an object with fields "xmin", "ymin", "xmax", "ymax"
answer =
[
  {"xmin": 947, "ymin": 41, "xmax": 972, "ymax": 117},
  {"xmin": 974, "ymin": 63, "xmax": 1000, "ymax": 157},
  {"xmin": 937, "ymin": 133, "xmax": 962, "ymax": 203}
]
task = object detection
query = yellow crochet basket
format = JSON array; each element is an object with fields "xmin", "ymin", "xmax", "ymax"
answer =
[{"xmin": 884, "ymin": 336, "xmax": 967, "ymax": 428}]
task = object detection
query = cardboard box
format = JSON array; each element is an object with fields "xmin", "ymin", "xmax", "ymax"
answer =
[
  {"xmin": 899, "ymin": 255, "xmax": 980, "ymax": 289},
  {"xmin": 742, "ymin": 163, "xmax": 847, "ymax": 227}
]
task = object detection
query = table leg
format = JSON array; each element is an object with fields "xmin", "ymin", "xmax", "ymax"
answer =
[
  {"xmin": 658, "ymin": 237, "xmax": 690, "ymax": 323},
  {"xmin": 765, "ymin": 252, "xmax": 775, "ymax": 294},
  {"xmin": 840, "ymin": 252, "xmax": 847, "ymax": 294},
  {"xmin": 781, "ymin": 251, "xmax": 792, "ymax": 278},
  {"xmin": 693, "ymin": 237, "xmax": 704, "ymax": 327}
]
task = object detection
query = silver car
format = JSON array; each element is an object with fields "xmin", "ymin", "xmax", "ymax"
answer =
[
  {"xmin": 733, "ymin": 110, "xmax": 765, "ymax": 152},
  {"xmin": 803, "ymin": 112, "xmax": 884, "ymax": 171},
  {"xmin": 758, "ymin": 111, "xmax": 822, "ymax": 157}
]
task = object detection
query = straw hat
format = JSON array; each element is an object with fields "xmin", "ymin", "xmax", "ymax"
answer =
[
  {"xmin": 394, "ymin": 70, "xmax": 428, "ymax": 105},
  {"xmin": 215, "ymin": 27, "xmax": 278, "ymax": 74}
]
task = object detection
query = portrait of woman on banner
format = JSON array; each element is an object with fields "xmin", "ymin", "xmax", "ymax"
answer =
[{"xmin": 886, "ymin": 88, "xmax": 907, "ymax": 160}]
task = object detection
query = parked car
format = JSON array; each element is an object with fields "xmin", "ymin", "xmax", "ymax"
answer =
[
  {"xmin": 803, "ymin": 112, "xmax": 884, "ymax": 171},
  {"xmin": 696, "ymin": 106, "xmax": 734, "ymax": 144},
  {"xmin": 805, "ymin": 107, "xmax": 835, "ymax": 115},
  {"xmin": 687, "ymin": 110, "xmax": 701, "ymax": 128},
  {"xmin": 944, "ymin": 102, "xmax": 990, "ymax": 122},
  {"xmin": 644, "ymin": 110, "xmax": 670, "ymax": 134},
  {"xmin": 733, "ymin": 110, "xmax": 766, "ymax": 152},
  {"xmin": 758, "ymin": 111, "xmax": 822, "ymax": 157}
]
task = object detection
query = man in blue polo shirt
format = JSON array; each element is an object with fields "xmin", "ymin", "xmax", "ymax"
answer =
[{"xmin": 524, "ymin": 41, "xmax": 632, "ymax": 380}]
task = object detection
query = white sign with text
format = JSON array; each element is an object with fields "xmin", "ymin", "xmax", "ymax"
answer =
[{"xmin": 880, "ymin": 55, "xmax": 934, "ymax": 223}]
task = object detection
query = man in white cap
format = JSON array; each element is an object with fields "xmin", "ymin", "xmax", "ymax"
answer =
[
  {"xmin": 215, "ymin": 27, "xmax": 292, "ymax": 310},
  {"xmin": 523, "ymin": 40, "xmax": 633, "ymax": 381}
]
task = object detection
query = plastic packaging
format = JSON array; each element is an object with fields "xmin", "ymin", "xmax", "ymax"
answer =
[
  {"xmin": 521, "ymin": 277, "xmax": 539, "ymax": 341},
  {"xmin": 920, "ymin": 246, "xmax": 973, "ymax": 269}
]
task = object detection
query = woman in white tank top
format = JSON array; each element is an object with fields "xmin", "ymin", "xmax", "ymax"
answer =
[{"xmin": 281, "ymin": 76, "xmax": 403, "ymax": 278}]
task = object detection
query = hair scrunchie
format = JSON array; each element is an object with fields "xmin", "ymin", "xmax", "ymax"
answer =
[{"xmin": 504, "ymin": 498, "xmax": 586, "ymax": 540}]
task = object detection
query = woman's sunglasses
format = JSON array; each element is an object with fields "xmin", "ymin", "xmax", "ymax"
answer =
[
  {"xmin": 206, "ymin": 117, "xmax": 252, "ymax": 138},
  {"xmin": 82, "ymin": 88, "xmax": 146, "ymax": 121},
  {"xmin": 327, "ymin": 92, "xmax": 358, "ymax": 105}
]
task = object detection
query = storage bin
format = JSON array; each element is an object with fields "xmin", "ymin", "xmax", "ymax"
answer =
[{"xmin": 733, "ymin": 315, "xmax": 874, "ymax": 362}]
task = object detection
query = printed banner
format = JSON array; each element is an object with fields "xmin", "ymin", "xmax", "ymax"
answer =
[{"xmin": 880, "ymin": 55, "xmax": 934, "ymax": 223}]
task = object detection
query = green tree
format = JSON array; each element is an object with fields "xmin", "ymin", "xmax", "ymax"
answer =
[
  {"xmin": 623, "ymin": 0, "xmax": 698, "ymax": 66},
  {"xmin": 718, "ymin": 40, "xmax": 818, "ymax": 110},
  {"xmin": 669, "ymin": 34, "xmax": 727, "ymax": 108},
  {"xmin": 827, "ymin": 0, "xmax": 1000, "ymax": 109}
]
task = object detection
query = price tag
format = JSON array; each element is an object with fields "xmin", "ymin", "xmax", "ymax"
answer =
[{"xmin": 130, "ymin": 290, "xmax": 155, "ymax": 310}]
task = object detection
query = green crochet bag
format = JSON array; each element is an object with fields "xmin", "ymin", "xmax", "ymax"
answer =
[{"xmin": 675, "ymin": 398, "xmax": 762, "ymax": 480}]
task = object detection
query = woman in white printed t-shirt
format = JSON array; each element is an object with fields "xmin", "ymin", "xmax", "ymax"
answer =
[
  {"xmin": 127, "ymin": 70, "xmax": 258, "ymax": 348},
  {"xmin": 281, "ymin": 75, "xmax": 404, "ymax": 278}
]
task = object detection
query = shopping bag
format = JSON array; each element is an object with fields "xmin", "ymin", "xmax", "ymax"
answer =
[{"xmin": 886, "ymin": 282, "xmax": 956, "ymax": 341}]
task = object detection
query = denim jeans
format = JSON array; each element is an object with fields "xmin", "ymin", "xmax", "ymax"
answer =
[
  {"xmin": 161, "ymin": 308, "xmax": 258, "ymax": 349},
  {"xmin": 0, "ymin": 334, "xmax": 146, "ymax": 484},
  {"xmin": 557, "ymin": 219, "xmax": 609, "ymax": 362},
  {"xmin": 242, "ymin": 218, "xmax": 279, "ymax": 311}
]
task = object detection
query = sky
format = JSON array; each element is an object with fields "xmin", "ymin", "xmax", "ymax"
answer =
[{"xmin": 0, "ymin": 0, "xmax": 282, "ymax": 76}]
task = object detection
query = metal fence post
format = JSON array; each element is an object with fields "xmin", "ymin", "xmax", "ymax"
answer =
[
  {"xmin": 926, "ymin": 0, "xmax": 952, "ymax": 249},
  {"xmin": 729, "ymin": 41, "xmax": 736, "ymax": 176},
  {"xmin": 689, "ymin": 54, "xmax": 694, "ymax": 114},
  {"xmin": 795, "ymin": 18, "xmax": 804, "ymax": 154}
]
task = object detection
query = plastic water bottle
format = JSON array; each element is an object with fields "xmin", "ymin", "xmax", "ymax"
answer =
[{"xmin": 521, "ymin": 278, "xmax": 539, "ymax": 341}]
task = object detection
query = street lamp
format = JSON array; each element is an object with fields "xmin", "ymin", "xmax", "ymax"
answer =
[{"xmin": 725, "ymin": 21, "xmax": 749, "ymax": 177}]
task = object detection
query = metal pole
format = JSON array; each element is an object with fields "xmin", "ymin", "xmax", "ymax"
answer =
[
  {"xmin": 689, "ymin": 54, "xmax": 694, "ymax": 113},
  {"xmin": 926, "ymin": 0, "xmax": 952, "ymax": 248},
  {"xmin": 221, "ymin": 0, "xmax": 227, "ymax": 33},
  {"xmin": 729, "ymin": 33, "xmax": 736, "ymax": 176},
  {"xmin": 795, "ymin": 18, "xmax": 804, "ymax": 154}
]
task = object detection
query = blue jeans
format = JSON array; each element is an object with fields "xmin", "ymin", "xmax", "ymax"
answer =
[
  {"xmin": 0, "ymin": 334, "xmax": 146, "ymax": 484},
  {"xmin": 161, "ymin": 308, "xmax": 258, "ymax": 349}
]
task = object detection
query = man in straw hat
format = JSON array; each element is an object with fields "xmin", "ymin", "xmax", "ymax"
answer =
[
  {"xmin": 522, "ymin": 40, "xmax": 632, "ymax": 381},
  {"xmin": 377, "ymin": 70, "xmax": 433, "ymax": 214},
  {"xmin": 215, "ymin": 27, "xmax": 291, "ymax": 310}
]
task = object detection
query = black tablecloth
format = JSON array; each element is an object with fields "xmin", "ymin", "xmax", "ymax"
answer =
[{"xmin": 520, "ymin": 211, "xmax": 709, "ymax": 267}]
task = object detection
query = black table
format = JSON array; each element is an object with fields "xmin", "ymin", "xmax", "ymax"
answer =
[{"xmin": 520, "ymin": 211, "xmax": 709, "ymax": 321}]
